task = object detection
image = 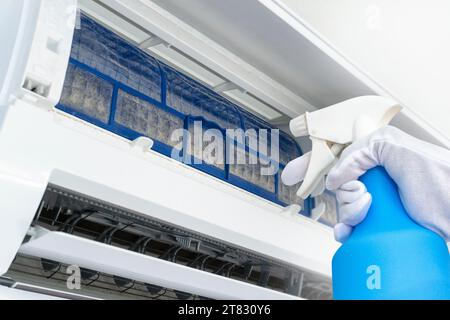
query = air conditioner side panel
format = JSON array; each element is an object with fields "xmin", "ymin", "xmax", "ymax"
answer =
[
  {"xmin": 0, "ymin": 0, "xmax": 77, "ymax": 275},
  {"xmin": 0, "ymin": 0, "xmax": 76, "ymax": 114},
  {"xmin": 0, "ymin": 0, "xmax": 40, "ymax": 108}
]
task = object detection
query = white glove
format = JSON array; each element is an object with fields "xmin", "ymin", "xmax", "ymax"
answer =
[{"xmin": 282, "ymin": 126, "xmax": 450, "ymax": 243}]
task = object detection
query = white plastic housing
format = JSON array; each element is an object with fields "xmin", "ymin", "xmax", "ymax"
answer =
[
  {"xmin": 0, "ymin": 0, "xmax": 77, "ymax": 275},
  {"xmin": 0, "ymin": 0, "xmax": 76, "ymax": 110}
]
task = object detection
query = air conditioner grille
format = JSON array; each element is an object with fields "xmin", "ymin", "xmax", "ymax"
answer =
[{"xmin": 16, "ymin": 185, "xmax": 332, "ymax": 300}]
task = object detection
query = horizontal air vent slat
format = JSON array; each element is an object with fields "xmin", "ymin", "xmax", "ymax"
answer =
[{"xmin": 20, "ymin": 230, "xmax": 299, "ymax": 300}]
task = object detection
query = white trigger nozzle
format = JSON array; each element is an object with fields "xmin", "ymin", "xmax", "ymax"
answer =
[
  {"xmin": 288, "ymin": 96, "xmax": 402, "ymax": 199},
  {"xmin": 289, "ymin": 113, "xmax": 308, "ymax": 137}
]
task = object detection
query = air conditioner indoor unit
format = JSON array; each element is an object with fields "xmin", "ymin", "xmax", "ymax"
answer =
[{"xmin": 0, "ymin": 0, "xmax": 446, "ymax": 300}]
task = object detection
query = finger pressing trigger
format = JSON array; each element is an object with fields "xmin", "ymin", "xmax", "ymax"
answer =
[
  {"xmin": 334, "ymin": 223, "xmax": 352, "ymax": 243},
  {"xmin": 336, "ymin": 181, "xmax": 367, "ymax": 204},
  {"xmin": 338, "ymin": 192, "xmax": 372, "ymax": 226},
  {"xmin": 326, "ymin": 148, "xmax": 377, "ymax": 191},
  {"xmin": 281, "ymin": 152, "xmax": 311, "ymax": 186}
]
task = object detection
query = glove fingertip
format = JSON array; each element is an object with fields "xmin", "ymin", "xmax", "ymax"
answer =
[
  {"xmin": 340, "ymin": 180, "xmax": 366, "ymax": 192},
  {"xmin": 339, "ymin": 191, "xmax": 372, "ymax": 226},
  {"xmin": 325, "ymin": 172, "xmax": 340, "ymax": 191},
  {"xmin": 281, "ymin": 153, "xmax": 311, "ymax": 186},
  {"xmin": 361, "ymin": 192, "xmax": 372, "ymax": 215},
  {"xmin": 334, "ymin": 223, "xmax": 353, "ymax": 243},
  {"xmin": 281, "ymin": 162, "xmax": 301, "ymax": 186}
]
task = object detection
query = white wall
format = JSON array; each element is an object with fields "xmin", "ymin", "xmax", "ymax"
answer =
[{"xmin": 279, "ymin": 0, "xmax": 450, "ymax": 144}]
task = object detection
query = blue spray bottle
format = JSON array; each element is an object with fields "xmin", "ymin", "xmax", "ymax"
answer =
[{"xmin": 289, "ymin": 96, "xmax": 450, "ymax": 299}]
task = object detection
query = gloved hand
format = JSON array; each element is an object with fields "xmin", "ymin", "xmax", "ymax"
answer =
[{"xmin": 282, "ymin": 126, "xmax": 450, "ymax": 243}]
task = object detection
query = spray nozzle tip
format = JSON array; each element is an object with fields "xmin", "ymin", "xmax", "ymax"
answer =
[{"xmin": 290, "ymin": 114, "xmax": 308, "ymax": 137}]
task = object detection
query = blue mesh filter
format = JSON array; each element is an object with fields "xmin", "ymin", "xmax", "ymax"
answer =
[
  {"xmin": 58, "ymin": 14, "xmax": 309, "ymax": 213},
  {"xmin": 60, "ymin": 64, "xmax": 113, "ymax": 123},
  {"xmin": 240, "ymin": 109, "xmax": 274, "ymax": 164},
  {"xmin": 164, "ymin": 66, "xmax": 242, "ymax": 129},
  {"xmin": 230, "ymin": 109, "xmax": 300, "ymax": 194},
  {"xmin": 241, "ymin": 107, "xmax": 272, "ymax": 131},
  {"xmin": 240, "ymin": 108, "xmax": 271, "ymax": 148},
  {"xmin": 278, "ymin": 133, "xmax": 302, "ymax": 205},
  {"xmin": 115, "ymin": 89, "xmax": 183, "ymax": 147},
  {"xmin": 241, "ymin": 108, "xmax": 301, "ymax": 164},
  {"xmin": 278, "ymin": 167, "xmax": 303, "ymax": 206},
  {"xmin": 71, "ymin": 15, "xmax": 162, "ymax": 102},
  {"xmin": 229, "ymin": 147, "xmax": 276, "ymax": 193},
  {"xmin": 185, "ymin": 119, "xmax": 225, "ymax": 170},
  {"xmin": 279, "ymin": 131, "xmax": 301, "ymax": 165}
]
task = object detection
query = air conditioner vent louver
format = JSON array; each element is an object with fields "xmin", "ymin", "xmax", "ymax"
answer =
[
  {"xmin": 11, "ymin": 185, "xmax": 332, "ymax": 300},
  {"xmin": 6, "ymin": 255, "xmax": 192, "ymax": 300}
]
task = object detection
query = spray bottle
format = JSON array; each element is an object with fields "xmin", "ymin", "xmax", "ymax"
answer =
[{"xmin": 289, "ymin": 96, "xmax": 450, "ymax": 299}]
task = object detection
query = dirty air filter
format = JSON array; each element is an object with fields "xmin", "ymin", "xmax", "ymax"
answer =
[{"xmin": 56, "ymin": 13, "xmax": 311, "ymax": 213}]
